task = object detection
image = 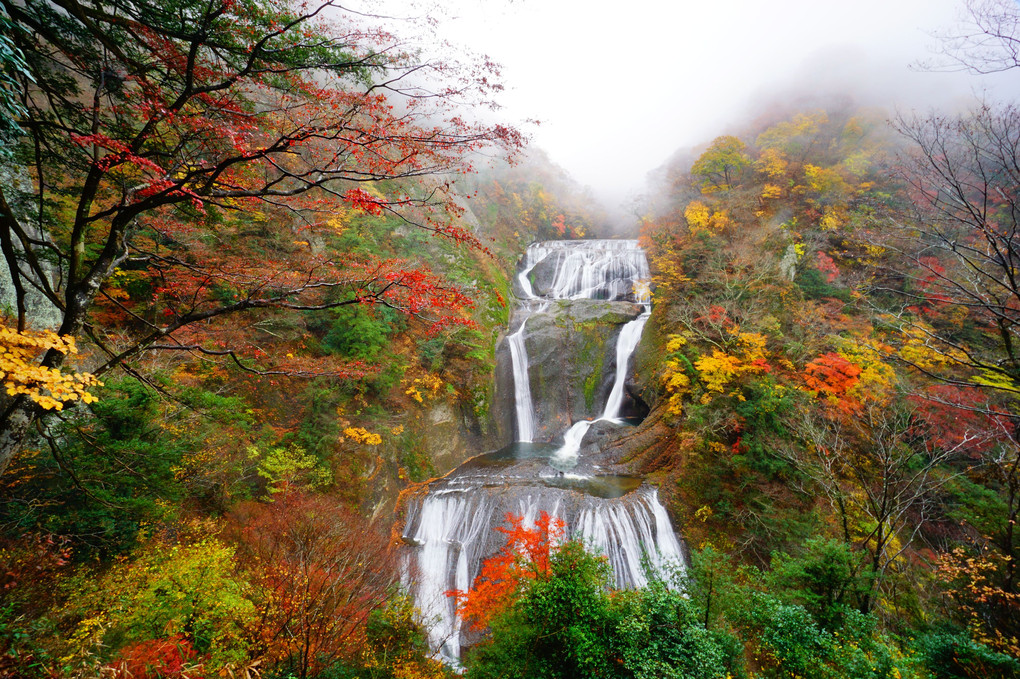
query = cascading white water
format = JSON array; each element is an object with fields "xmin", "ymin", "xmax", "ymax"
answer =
[
  {"xmin": 402, "ymin": 239, "xmax": 685, "ymax": 664},
  {"xmin": 551, "ymin": 305, "xmax": 651, "ymax": 464},
  {"xmin": 519, "ymin": 240, "xmax": 651, "ymax": 301},
  {"xmin": 507, "ymin": 317, "xmax": 536, "ymax": 442},
  {"xmin": 603, "ymin": 308, "xmax": 651, "ymax": 419},
  {"xmin": 404, "ymin": 484, "xmax": 683, "ymax": 662}
]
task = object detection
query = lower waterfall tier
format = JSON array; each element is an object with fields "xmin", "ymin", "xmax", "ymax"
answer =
[{"xmin": 400, "ymin": 444, "xmax": 686, "ymax": 663}]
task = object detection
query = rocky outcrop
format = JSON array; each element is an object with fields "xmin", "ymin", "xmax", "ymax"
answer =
[{"xmin": 501, "ymin": 299, "xmax": 643, "ymax": 442}]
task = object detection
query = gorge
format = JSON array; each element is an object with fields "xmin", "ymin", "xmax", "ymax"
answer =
[{"xmin": 401, "ymin": 240, "xmax": 686, "ymax": 661}]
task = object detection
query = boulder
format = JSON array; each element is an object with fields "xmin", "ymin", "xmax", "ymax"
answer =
[{"xmin": 517, "ymin": 299, "xmax": 642, "ymax": 442}]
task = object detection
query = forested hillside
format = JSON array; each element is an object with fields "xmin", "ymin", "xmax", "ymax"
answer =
[
  {"xmin": 0, "ymin": 0, "xmax": 604, "ymax": 675},
  {"xmin": 3, "ymin": 0, "xmax": 1020, "ymax": 678},
  {"xmin": 623, "ymin": 104, "xmax": 1020, "ymax": 676}
]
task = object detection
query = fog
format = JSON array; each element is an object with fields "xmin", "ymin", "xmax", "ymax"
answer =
[{"xmin": 360, "ymin": 0, "xmax": 1016, "ymax": 207}]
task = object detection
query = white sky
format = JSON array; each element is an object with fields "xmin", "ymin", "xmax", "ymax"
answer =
[{"xmin": 361, "ymin": 0, "xmax": 1017, "ymax": 206}]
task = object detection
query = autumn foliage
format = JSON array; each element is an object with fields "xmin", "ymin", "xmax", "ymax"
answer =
[
  {"xmin": 802, "ymin": 352, "xmax": 862, "ymax": 413},
  {"xmin": 231, "ymin": 491, "xmax": 399, "ymax": 678},
  {"xmin": 110, "ymin": 635, "xmax": 203, "ymax": 679},
  {"xmin": 448, "ymin": 511, "xmax": 565, "ymax": 633},
  {"xmin": 0, "ymin": 0, "xmax": 522, "ymax": 478},
  {"xmin": 0, "ymin": 324, "xmax": 100, "ymax": 411}
]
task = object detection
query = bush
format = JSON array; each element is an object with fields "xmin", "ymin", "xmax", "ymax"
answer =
[
  {"xmin": 463, "ymin": 540, "xmax": 734, "ymax": 679},
  {"xmin": 915, "ymin": 630, "xmax": 1020, "ymax": 679},
  {"xmin": 322, "ymin": 305, "xmax": 403, "ymax": 361}
]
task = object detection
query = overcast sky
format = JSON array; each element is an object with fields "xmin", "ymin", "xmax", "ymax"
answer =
[{"xmin": 365, "ymin": 0, "xmax": 1016, "ymax": 206}]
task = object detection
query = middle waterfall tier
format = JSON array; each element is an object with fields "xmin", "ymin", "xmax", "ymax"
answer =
[{"xmin": 502, "ymin": 239, "xmax": 652, "ymax": 445}]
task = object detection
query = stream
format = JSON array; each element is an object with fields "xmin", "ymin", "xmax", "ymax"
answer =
[{"xmin": 401, "ymin": 239, "xmax": 686, "ymax": 662}]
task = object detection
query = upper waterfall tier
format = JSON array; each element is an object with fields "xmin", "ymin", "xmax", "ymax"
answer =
[{"xmin": 519, "ymin": 239, "xmax": 650, "ymax": 302}]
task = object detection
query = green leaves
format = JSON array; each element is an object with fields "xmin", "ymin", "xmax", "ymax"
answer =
[{"xmin": 463, "ymin": 540, "xmax": 733, "ymax": 679}]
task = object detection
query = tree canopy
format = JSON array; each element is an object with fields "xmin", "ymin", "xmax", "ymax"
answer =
[{"xmin": 0, "ymin": 0, "xmax": 521, "ymax": 475}]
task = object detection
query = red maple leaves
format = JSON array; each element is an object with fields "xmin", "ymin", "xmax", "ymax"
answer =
[{"xmin": 447, "ymin": 511, "xmax": 565, "ymax": 633}]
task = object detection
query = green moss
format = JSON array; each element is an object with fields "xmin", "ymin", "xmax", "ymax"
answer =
[
  {"xmin": 397, "ymin": 428, "xmax": 435, "ymax": 483},
  {"xmin": 574, "ymin": 321, "xmax": 606, "ymax": 412}
]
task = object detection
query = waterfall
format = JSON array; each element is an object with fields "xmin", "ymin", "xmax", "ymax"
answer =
[
  {"xmin": 551, "ymin": 304, "xmax": 650, "ymax": 465},
  {"xmin": 402, "ymin": 239, "xmax": 685, "ymax": 664},
  {"xmin": 507, "ymin": 316, "xmax": 536, "ymax": 442},
  {"xmin": 403, "ymin": 484, "xmax": 684, "ymax": 662},
  {"xmin": 602, "ymin": 308, "xmax": 651, "ymax": 420}
]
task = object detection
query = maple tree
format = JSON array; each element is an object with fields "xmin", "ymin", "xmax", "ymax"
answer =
[
  {"xmin": 0, "ymin": 0, "xmax": 522, "ymax": 477},
  {"xmin": 230, "ymin": 491, "xmax": 398, "ymax": 679},
  {"xmin": 448, "ymin": 511, "xmax": 564, "ymax": 633}
]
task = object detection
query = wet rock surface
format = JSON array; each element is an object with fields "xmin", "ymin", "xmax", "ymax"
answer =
[{"xmin": 522, "ymin": 299, "xmax": 642, "ymax": 441}]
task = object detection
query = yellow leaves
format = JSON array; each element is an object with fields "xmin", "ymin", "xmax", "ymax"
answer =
[
  {"xmin": 760, "ymin": 183, "xmax": 783, "ymax": 200},
  {"xmin": 735, "ymin": 331, "xmax": 768, "ymax": 365},
  {"xmin": 404, "ymin": 373, "xmax": 443, "ymax": 404},
  {"xmin": 755, "ymin": 111, "xmax": 828, "ymax": 153},
  {"xmin": 662, "ymin": 366, "xmax": 691, "ymax": 416},
  {"xmin": 420, "ymin": 373, "xmax": 443, "ymax": 394},
  {"xmin": 694, "ymin": 350, "xmax": 742, "ymax": 394},
  {"xmin": 691, "ymin": 331, "xmax": 771, "ymax": 401},
  {"xmin": 342, "ymin": 427, "xmax": 382, "ymax": 446},
  {"xmin": 755, "ymin": 148, "xmax": 789, "ymax": 179},
  {"xmin": 650, "ymin": 253, "xmax": 691, "ymax": 297},
  {"xmin": 836, "ymin": 337, "xmax": 897, "ymax": 403},
  {"xmin": 971, "ymin": 368, "xmax": 1019, "ymax": 393},
  {"xmin": 390, "ymin": 424, "xmax": 405, "ymax": 436},
  {"xmin": 859, "ymin": 241, "xmax": 886, "ymax": 262},
  {"xmin": 665, "ymin": 334, "xmax": 687, "ymax": 353},
  {"xmin": 803, "ymin": 164, "xmax": 849, "ymax": 196},
  {"xmin": 820, "ymin": 205, "xmax": 848, "ymax": 231},
  {"xmin": 0, "ymin": 324, "xmax": 102, "ymax": 411},
  {"xmin": 327, "ymin": 209, "xmax": 351, "ymax": 233},
  {"xmin": 660, "ymin": 334, "xmax": 692, "ymax": 416},
  {"xmin": 898, "ymin": 325, "xmax": 956, "ymax": 370},
  {"xmin": 694, "ymin": 505, "xmax": 713, "ymax": 522},
  {"xmin": 684, "ymin": 201, "xmax": 710, "ymax": 231},
  {"xmin": 684, "ymin": 201, "xmax": 730, "ymax": 235}
]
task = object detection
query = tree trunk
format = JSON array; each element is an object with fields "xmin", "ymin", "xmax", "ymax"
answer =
[{"xmin": 0, "ymin": 397, "xmax": 41, "ymax": 478}]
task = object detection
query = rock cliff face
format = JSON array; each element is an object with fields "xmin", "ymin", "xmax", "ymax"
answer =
[{"xmin": 493, "ymin": 299, "xmax": 643, "ymax": 444}]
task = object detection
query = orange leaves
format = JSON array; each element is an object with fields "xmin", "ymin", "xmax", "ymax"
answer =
[
  {"xmin": 447, "ymin": 511, "xmax": 565, "ymax": 633},
  {"xmin": 802, "ymin": 352, "xmax": 862, "ymax": 413},
  {"xmin": 232, "ymin": 492, "xmax": 398, "ymax": 675},
  {"xmin": 110, "ymin": 634, "xmax": 201, "ymax": 679}
]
